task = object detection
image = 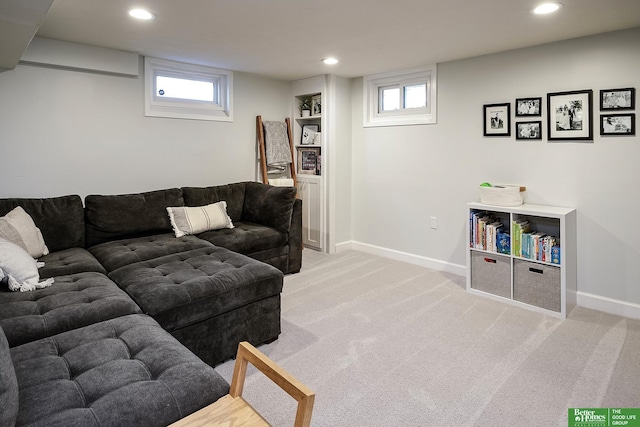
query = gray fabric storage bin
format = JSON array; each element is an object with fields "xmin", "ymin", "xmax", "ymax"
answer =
[
  {"xmin": 513, "ymin": 259, "xmax": 561, "ymax": 312},
  {"xmin": 471, "ymin": 251, "xmax": 511, "ymax": 298}
]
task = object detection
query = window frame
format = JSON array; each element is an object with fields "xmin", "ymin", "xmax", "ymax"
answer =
[
  {"xmin": 363, "ymin": 65, "xmax": 437, "ymax": 127},
  {"xmin": 144, "ymin": 57, "xmax": 233, "ymax": 121}
]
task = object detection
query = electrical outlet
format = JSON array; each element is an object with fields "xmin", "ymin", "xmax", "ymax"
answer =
[{"xmin": 430, "ymin": 216, "xmax": 438, "ymax": 229}]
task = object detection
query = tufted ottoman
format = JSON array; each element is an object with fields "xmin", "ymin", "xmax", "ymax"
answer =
[
  {"xmin": 107, "ymin": 246, "xmax": 284, "ymax": 366},
  {"xmin": 0, "ymin": 272, "xmax": 141, "ymax": 347},
  {"xmin": 7, "ymin": 314, "xmax": 229, "ymax": 427}
]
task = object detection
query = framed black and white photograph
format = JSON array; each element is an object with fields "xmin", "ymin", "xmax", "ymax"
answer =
[
  {"xmin": 547, "ymin": 90, "xmax": 593, "ymax": 141},
  {"xmin": 311, "ymin": 95, "xmax": 322, "ymax": 116},
  {"xmin": 516, "ymin": 97, "xmax": 541, "ymax": 117},
  {"xmin": 516, "ymin": 121, "xmax": 542, "ymax": 140},
  {"xmin": 300, "ymin": 124, "xmax": 319, "ymax": 145},
  {"xmin": 600, "ymin": 88, "xmax": 635, "ymax": 111},
  {"xmin": 483, "ymin": 103, "xmax": 511, "ymax": 136},
  {"xmin": 600, "ymin": 113, "xmax": 635, "ymax": 136}
]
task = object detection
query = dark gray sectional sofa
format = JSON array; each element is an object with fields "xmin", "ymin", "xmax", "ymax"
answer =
[{"xmin": 0, "ymin": 181, "xmax": 301, "ymax": 427}]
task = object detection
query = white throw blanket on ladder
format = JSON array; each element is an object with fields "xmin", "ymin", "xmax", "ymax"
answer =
[{"xmin": 263, "ymin": 121, "xmax": 292, "ymax": 169}]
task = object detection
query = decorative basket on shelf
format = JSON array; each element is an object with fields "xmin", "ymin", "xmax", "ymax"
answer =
[{"xmin": 479, "ymin": 184, "xmax": 526, "ymax": 207}]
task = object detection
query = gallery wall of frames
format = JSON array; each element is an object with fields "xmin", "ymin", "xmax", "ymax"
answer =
[{"xmin": 483, "ymin": 87, "xmax": 635, "ymax": 141}]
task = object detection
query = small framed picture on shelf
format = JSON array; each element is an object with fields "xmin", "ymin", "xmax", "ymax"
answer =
[
  {"xmin": 297, "ymin": 147, "xmax": 320, "ymax": 175},
  {"xmin": 515, "ymin": 121, "xmax": 542, "ymax": 140},
  {"xmin": 301, "ymin": 124, "xmax": 319, "ymax": 145},
  {"xmin": 547, "ymin": 89, "xmax": 593, "ymax": 141},
  {"xmin": 311, "ymin": 95, "xmax": 322, "ymax": 116},
  {"xmin": 483, "ymin": 103, "xmax": 511, "ymax": 136},
  {"xmin": 600, "ymin": 113, "xmax": 635, "ymax": 136},
  {"xmin": 600, "ymin": 88, "xmax": 635, "ymax": 111},
  {"xmin": 515, "ymin": 97, "xmax": 541, "ymax": 116}
]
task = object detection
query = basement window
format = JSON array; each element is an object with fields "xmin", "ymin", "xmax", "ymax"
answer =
[
  {"xmin": 363, "ymin": 66, "xmax": 437, "ymax": 127},
  {"xmin": 144, "ymin": 57, "xmax": 233, "ymax": 121}
]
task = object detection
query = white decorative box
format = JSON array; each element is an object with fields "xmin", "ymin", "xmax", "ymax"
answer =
[{"xmin": 479, "ymin": 185, "xmax": 526, "ymax": 207}]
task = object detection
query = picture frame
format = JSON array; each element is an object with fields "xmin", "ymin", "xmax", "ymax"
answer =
[
  {"xmin": 515, "ymin": 121, "xmax": 542, "ymax": 140},
  {"xmin": 311, "ymin": 94, "xmax": 322, "ymax": 116},
  {"xmin": 483, "ymin": 103, "xmax": 511, "ymax": 136},
  {"xmin": 547, "ymin": 89, "xmax": 593, "ymax": 141},
  {"xmin": 600, "ymin": 88, "xmax": 635, "ymax": 111},
  {"xmin": 600, "ymin": 113, "xmax": 635, "ymax": 136},
  {"xmin": 297, "ymin": 147, "xmax": 320, "ymax": 175},
  {"xmin": 300, "ymin": 124, "xmax": 319, "ymax": 145},
  {"xmin": 515, "ymin": 97, "xmax": 542, "ymax": 117}
]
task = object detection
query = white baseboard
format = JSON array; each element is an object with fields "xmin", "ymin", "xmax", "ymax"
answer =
[
  {"xmin": 337, "ymin": 240, "xmax": 466, "ymax": 277},
  {"xmin": 333, "ymin": 241, "xmax": 640, "ymax": 320},
  {"xmin": 334, "ymin": 241, "xmax": 353, "ymax": 253},
  {"xmin": 576, "ymin": 291, "xmax": 640, "ymax": 320}
]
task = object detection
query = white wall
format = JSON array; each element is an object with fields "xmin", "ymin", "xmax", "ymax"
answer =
[
  {"xmin": 349, "ymin": 27, "xmax": 640, "ymax": 310},
  {"xmin": 0, "ymin": 58, "xmax": 290, "ymax": 198}
]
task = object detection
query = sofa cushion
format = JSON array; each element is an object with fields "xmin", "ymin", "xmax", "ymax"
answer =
[
  {"xmin": 181, "ymin": 182, "xmax": 247, "ymax": 223},
  {"xmin": 197, "ymin": 221, "xmax": 287, "ymax": 255},
  {"xmin": 107, "ymin": 246, "xmax": 284, "ymax": 332},
  {"xmin": 37, "ymin": 247, "xmax": 107, "ymax": 278},
  {"xmin": 0, "ymin": 206, "xmax": 49, "ymax": 258},
  {"xmin": 89, "ymin": 233, "xmax": 214, "ymax": 273},
  {"xmin": 243, "ymin": 182, "xmax": 297, "ymax": 233},
  {"xmin": 0, "ymin": 326, "xmax": 19, "ymax": 427},
  {"xmin": 0, "ymin": 272, "xmax": 141, "ymax": 347},
  {"xmin": 85, "ymin": 188, "xmax": 184, "ymax": 247},
  {"xmin": 10, "ymin": 314, "xmax": 229, "ymax": 427},
  {"xmin": 167, "ymin": 201, "xmax": 234, "ymax": 237},
  {"xmin": 0, "ymin": 195, "xmax": 85, "ymax": 252}
]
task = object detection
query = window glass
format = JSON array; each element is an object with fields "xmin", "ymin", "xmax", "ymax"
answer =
[
  {"xmin": 156, "ymin": 76, "xmax": 214, "ymax": 102},
  {"xmin": 404, "ymin": 84, "xmax": 426, "ymax": 109},
  {"xmin": 381, "ymin": 87, "xmax": 400, "ymax": 112}
]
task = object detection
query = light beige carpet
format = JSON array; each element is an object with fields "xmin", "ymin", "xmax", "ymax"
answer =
[{"xmin": 215, "ymin": 249, "xmax": 640, "ymax": 426}]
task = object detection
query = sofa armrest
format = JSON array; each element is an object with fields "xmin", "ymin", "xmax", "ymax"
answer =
[
  {"xmin": 287, "ymin": 198, "xmax": 303, "ymax": 273},
  {"xmin": 242, "ymin": 182, "xmax": 297, "ymax": 233}
]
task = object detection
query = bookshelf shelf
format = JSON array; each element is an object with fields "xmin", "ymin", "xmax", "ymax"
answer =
[{"xmin": 466, "ymin": 202, "xmax": 577, "ymax": 319}]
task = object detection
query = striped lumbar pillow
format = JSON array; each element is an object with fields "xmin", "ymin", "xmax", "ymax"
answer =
[
  {"xmin": 0, "ymin": 207, "xmax": 49, "ymax": 259},
  {"xmin": 167, "ymin": 201, "xmax": 234, "ymax": 238}
]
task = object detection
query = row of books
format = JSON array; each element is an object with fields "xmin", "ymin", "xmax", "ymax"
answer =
[
  {"xmin": 469, "ymin": 211, "xmax": 560, "ymax": 264},
  {"xmin": 512, "ymin": 220, "xmax": 560, "ymax": 264},
  {"xmin": 469, "ymin": 212, "xmax": 510, "ymax": 254}
]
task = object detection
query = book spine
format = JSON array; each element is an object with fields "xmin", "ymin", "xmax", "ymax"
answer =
[{"xmin": 512, "ymin": 221, "xmax": 521, "ymax": 257}]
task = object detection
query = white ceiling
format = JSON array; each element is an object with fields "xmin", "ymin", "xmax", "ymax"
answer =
[
  {"xmin": 27, "ymin": 0, "xmax": 640, "ymax": 80},
  {"xmin": 0, "ymin": 0, "xmax": 52, "ymax": 70}
]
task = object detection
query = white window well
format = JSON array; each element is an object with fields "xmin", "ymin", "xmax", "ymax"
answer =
[
  {"xmin": 363, "ymin": 65, "xmax": 437, "ymax": 127},
  {"xmin": 145, "ymin": 57, "xmax": 233, "ymax": 121}
]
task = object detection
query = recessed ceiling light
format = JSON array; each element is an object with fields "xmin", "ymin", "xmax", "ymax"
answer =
[
  {"xmin": 322, "ymin": 57, "xmax": 339, "ymax": 65},
  {"xmin": 129, "ymin": 8, "xmax": 156, "ymax": 20},
  {"xmin": 533, "ymin": 2, "xmax": 562, "ymax": 14}
]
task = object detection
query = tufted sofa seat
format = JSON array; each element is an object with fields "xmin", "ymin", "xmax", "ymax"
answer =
[
  {"xmin": 7, "ymin": 314, "xmax": 228, "ymax": 427},
  {"xmin": 37, "ymin": 247, "xmax": 107, "ymax": 278},
  {"xmin": 107, "ymin": 246, "xmax": 284, "ymax": 366},
  {"xmin": 0, "ymin": 272, "xmax": 141, "ymax": 347},
  {"xmin": 89, "ymin": 233, "xmax": 214, "ymax": 273}
]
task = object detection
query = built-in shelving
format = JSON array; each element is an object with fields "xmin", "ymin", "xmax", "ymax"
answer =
[{"xmin": 293, "ymin": 82, "xmax": 324, "ymax": 250}]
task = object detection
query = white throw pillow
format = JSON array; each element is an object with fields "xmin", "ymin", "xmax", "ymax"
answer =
[
  {"xmin": 0, "ymin": 238, "xmax": 54, "ymax": 292},
  {"xmin": 0, "ymin": 207, "xmax": 49, "ymax": 258},
  {"xmin": 167, "ymin": 201, "xmax": 234, "ymax": 238}
]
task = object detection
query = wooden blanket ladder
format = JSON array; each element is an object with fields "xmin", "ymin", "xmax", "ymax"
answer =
[{"xmin": 256, "ymin": 115, "xmax": 297, "ymax": 187}]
